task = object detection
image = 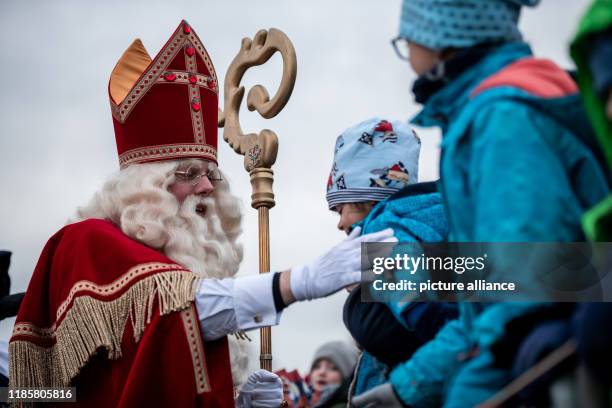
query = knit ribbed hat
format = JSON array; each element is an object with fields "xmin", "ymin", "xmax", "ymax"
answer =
[{"xmin": 310, "ymin": 341, "xmax": 359, "ymax": 380}]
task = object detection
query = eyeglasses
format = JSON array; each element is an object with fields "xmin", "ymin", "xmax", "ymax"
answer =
[
  {"xmin": 391, "ymin": 36, "xmax": 410, "ymax": 61},
  {"xmin": 174, "ymin": 164, "xmax": 223, "ymax": 186}
]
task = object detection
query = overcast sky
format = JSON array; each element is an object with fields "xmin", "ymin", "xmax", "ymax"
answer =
[{"xmin": 0, "ymin": 0, "xmax": 592, "ymax": 373}]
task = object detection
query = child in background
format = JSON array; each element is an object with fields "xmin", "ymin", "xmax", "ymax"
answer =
[
  {"xmin": 275, "ymin": 340, "xmax": 358, "ymax": 408},
  {"xmin": 307, "ymin": 341, "xmax": 359, "ymax": 408}
]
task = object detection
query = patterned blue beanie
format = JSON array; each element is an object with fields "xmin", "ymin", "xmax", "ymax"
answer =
[
  {"xmin": 399, "ymin": 0, "xmax": 541, "ymax": 51},
  {"xmin": 326, "ymin": 118, "xmax": 421, "ymax": 210}
]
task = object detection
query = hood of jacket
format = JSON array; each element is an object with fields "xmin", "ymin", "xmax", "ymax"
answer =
[{"xmin": 358, "ymin": 181, "xmax": 448, "ymax": 243}]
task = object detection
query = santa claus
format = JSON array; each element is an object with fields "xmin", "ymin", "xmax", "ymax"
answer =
[{"xmin": 9, "ymin": 20, "xmax": 395, "ymax": 407}]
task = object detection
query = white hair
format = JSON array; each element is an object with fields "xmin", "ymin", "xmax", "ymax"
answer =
[{"xmin": 72, "ymin": 159, "xmax": 243, "ymax": 279}]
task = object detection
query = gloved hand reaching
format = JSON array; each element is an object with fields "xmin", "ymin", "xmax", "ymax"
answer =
[
  {"xmin": 290, "ymin": 227, "xmax": 397, "ymax": 301},
  {"xmin": 236, "ymin": 369, "xmax": 283, "ymax": 408}
]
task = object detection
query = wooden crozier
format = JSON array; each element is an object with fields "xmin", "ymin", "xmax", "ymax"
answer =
[{"xmin": 219, "ymin": 28, "xmax": 297, "ymax": 371}]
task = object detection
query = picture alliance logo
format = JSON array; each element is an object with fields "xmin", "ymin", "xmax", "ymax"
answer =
[{"xmin": 371, "ymin": 253, "xmax": 488, "ymax": 275}]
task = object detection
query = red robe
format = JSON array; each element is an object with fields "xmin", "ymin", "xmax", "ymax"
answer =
[{"xmin": 9, "ymin": 219, "xmax": 234, "ymax": 407}]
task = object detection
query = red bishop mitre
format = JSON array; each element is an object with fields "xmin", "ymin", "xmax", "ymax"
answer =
[{"xmin": 109, "ymin": 20, "xmax": 218, "ymax": 169}]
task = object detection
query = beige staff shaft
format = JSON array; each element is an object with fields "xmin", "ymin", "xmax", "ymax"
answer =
[
  {"xmin": 258, "ymin": 206, "xmax": 272, "ymax": 370},
  {"xmin": 219, "ymin": 28, "xmax": 297, "ymax": 370}
]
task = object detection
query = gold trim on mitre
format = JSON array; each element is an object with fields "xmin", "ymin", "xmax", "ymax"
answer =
[{"xmin": 109, "ymin": 39, "xmax": 152, "ymax": 104}]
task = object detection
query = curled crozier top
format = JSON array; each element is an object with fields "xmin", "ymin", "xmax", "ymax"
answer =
[{"xmin": 219, "ymin": 28, "xmax": 297, "ymax": 172}]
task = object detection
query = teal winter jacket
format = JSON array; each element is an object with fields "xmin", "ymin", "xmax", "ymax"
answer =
[
  {"xmin": 389, "ymin": 42, "xmax": 609, "ymax": 408},
  {"xmin": 351, "ymin": 183, "xmax": 456, "ymax": 397}
]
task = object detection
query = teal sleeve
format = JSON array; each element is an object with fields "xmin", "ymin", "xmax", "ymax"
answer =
[
  {"xmin": 442, "ymin": 303, "xmax": 539, "ymax": 408},
  {"xmin": 389, "ymin": 318, "xmax": 471, "ymax": 407}
]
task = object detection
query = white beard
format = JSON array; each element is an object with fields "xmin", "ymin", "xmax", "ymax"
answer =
[
  {"xmin": 228, "ymin": 335, "xmax": 255, "ymax": 388},
  {"xmin": 163, "ymin": 194, "xmax": 242, "ymax": 279},
  {"xmin": 163, "ymin": 196, "xmax": 251, "ymax": 387}
]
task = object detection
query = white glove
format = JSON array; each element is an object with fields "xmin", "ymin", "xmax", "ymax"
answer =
[
  {"xmin": 290, "ymin": 227, "xmax": 397, "ymax": 301},
  {"xmin": 352, "ymin": 383, "xmax": 405, "ymax": 408},
  {"xmin": 236, "ymin": 369, "xmax": 283, "ymax": 408}
]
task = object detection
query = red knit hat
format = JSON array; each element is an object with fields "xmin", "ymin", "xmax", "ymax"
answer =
[{"xmin": 109, "ymin": 20, "xmax": 218, "ymax": 169}]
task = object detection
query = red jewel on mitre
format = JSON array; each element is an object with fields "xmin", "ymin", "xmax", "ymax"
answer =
[{"xmin": 108, "ymin": 19, "xmax": 218, "ymax": 169}]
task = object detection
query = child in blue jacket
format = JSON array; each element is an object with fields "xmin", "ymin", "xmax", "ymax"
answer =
[{"xmin": 325, "ymin": 117, "xmax": 458, "ymax": 402}]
